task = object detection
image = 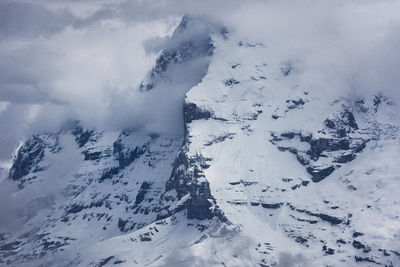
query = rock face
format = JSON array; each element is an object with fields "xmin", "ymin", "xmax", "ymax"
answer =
[
  {"xmin": 139, "ymin": 15, "xmax": 218, "ymax": 92},
  {"xmin": 2, "ymin": 15, "xmax": 400, "ymax": 267},
  {"xmin": 9, "ymin": 136, "xmax": 46, "ymax": 181},
  {"xmin": 270, "ymin": 108, "xmax": 369, "ymax": 182},
  {"xmin": 9, "ymin": 134, "xmax": 61, "ymax": 185}
]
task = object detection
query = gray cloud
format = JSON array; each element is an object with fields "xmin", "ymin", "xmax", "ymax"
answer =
[
  {"xmin": 1, "ymin": 0, "xmax": 400, "ymax": 166},
  {"xmin": 274, "ymin": 252, "xmax": 308, "ymax": 267},
  {"xmin": 0, "ymin": 1, "xmax": 75, "ymax": 39}
]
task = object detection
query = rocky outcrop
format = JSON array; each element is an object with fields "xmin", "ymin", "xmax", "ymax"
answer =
[
  {"xmin": 184, "ymin": 102, "xmax": 213, "ymax": 123},
  {"xmin": 9, "ymin": 136, "xmax": 45, "ymax": 181},
  {"xmin": 270, "ymin": 108, "xmax": 369, "ymax": 182},
  {"xmin": 113, "ymin": 130, "xmax": 150, "ymax": 168},
  {"xmin": 71, "ymin": 125, "xmax": 94, "ymax": 148},
  {"xmin": 9, "ymin": 133, "xmax": 61, "ymax": 186},
  {"xmin": 164, "ymin": 150, "xmax": 222, "ymax": 221},
  {"xmin": 160, "ymin": 100, "xmax": 227, "ymax": 222},
  {"xmin": 139, "ymin": 15, "xmax": 219, "ymax": 92}
]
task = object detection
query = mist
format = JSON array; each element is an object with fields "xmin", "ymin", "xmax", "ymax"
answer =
[{"xmin": 1, "ymin": 0, "xmax": 400, "ymax": 167}]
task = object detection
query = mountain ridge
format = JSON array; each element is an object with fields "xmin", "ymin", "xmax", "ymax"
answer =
[{"xmin": 1, "ymin": 15, "xmax": 400, "ymax": 266}]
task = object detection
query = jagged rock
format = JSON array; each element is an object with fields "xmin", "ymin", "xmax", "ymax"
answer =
[
  {"xmin": 261, "ymin": 203, "xmax": 283, "ymax": 209},
  {"xmin": 83, "ymin": 151, "xmax": 102, "ymax": 161},
  {"xmin": 139, "ymin": 15, "xmax": 218, "ymax": 92},
  {"xmin": 270, "ymin": 107, "xmax": 369, "ymax": 182},
  {"xmin": 134, "ymin": 182, "xmax": 151, "ymax": 205},
  {"xmin": 113, "ymin": 131, "xmax": 149, "ymax": 168},
  {"xmin": 187, "ymin": 195, "xmax": 213, "ymax": 220},
  {"xmin": 184, "ymin": 102, "xmax": 212, "ymax": 123},
  {"xmin": 99, "ymin": 167, "xmax": 120, "ymax": 183},
  {"xmin": 9, "ymin": 136, "xmax": 45, "ymax": 181},
  {"xmin": 307, "ymin": 166, "xmax": 336, "ymax": 183},
  {"xmin": 72, "ymin": 125, "xmax": 94, "ymax": 148},
  {"xmin": 225, "ymin": 78, "xmax": 240, "ymax": 87}
]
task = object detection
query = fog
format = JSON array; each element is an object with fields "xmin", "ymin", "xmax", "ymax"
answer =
[{"xmin": 1, "ymin": 0, "xmax": 400, "ymax": 168}]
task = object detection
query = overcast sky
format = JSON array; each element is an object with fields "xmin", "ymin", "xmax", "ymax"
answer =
[{"xmin": 1, "ymin": 0, "xmax": 400, "ymax": 169}]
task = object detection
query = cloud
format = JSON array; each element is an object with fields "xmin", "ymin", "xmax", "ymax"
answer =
[
  {"xmin": 0, "ymin": 178, "xmax": 20, "ymax": 232},
  {"xmin": 0, "ymin": 2, "xmax": 176, "ymax": 162},
  {"xmin": 274, "ymin": 252, "xmax": 308, "ymax": 267},
  {"xmin": 219, "ymin": 0, "xmax": 400, "ymax": 101},
  {"xmin": 0, "ymin": 1, "xmax": 75, "ymax": 39},
  {"xmin": 0, "ymin": 134, "xmax": 82, "ymax": 232},
  {"xmin": 1, "ymin": 0, "xmax": 400, "ymax": 165}
]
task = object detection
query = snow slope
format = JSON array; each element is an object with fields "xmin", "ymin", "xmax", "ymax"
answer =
[{"xmin": 1, "ymin": 16, "xmax": 400, "ymax": 267}]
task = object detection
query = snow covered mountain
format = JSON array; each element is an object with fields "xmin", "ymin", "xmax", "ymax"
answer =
[{"xmin": 1, "ymin": 15, "xmax": 400, "ymax": 267}]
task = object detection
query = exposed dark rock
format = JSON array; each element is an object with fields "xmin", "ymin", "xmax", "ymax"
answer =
[
  {"xmin": 381, "ymin": 249, "xmax": 391, "ymax": 256},
  {"xmin": 83, "ymin": 151, "xmax": 102, "ymax": 161},
  {"xmin": 113, "ymin": 135, "xmax": 147, "ymax": 168},
  {"xmin": 301, "ymin": 181, "xmax": 310, "ymax": 186},
  {"xmin": 40, "ymin": 238, "xmax": 68, "ymax": 252},
  {"xmin": 291, "ymin": 184, "xmax": 301, "ymax": 190},
  {"xmin": 72, "ymin": 125, "xmax": 94, "ymax": 148},
  {"xmin": 117, "ymin": 218, "xmax": 128, "ymax": 232},
  {"xmin": 139, "ymin": 15, "xmax": 216, "ymax": 92},
  {"xmin": 324, "ymin": 119, "xmax": 336, "ymax": 129},
  {"xmin": 134, "ymin": 182, "xmax": 151, "ymax": 205},
  {"xmin": 271, "ymin": 114, "xmax": 280, "ymax": 120},
  {"xmin": 204, "ymin": 133, "xmax": 235, "ymax": 146},
  {"xmin": 353, "ymin": 232, "xmax": 364, "ymax": 238},
  {"xmin": 354, "ymin": 256, "xmax": 380, "ymax": 264},
  {"xmin": 309, "ymin": 138, "xmax": 350, "ymax": 160},
  {"xmin": 9, "ymin": 136, "xmax": 45, "ymax": 181},
  {"xmin": 353, "ymin": 240, "xmax": 366, "ymax": 249},
  {"xmin": 0, "ymin": 241, "xmax": 21, "ymax": 251},
  {"xmin": 353, "ymin": 240, "xmax": 371, "ymax": 252},
  {"xmin": 307, "ymin": 166, "xmax": 335, "ymax": 183},
  {"xmin": 67, "ymin": 203, "xmax": 86, "ymax": 214},
  {"xmin": 270, "ymin": 107, "xmax": 368, "ymax": 182},
  {"xmin": 227, "ymin": 201, "xmax": 247, "ymax": 206},
  {"xmin": 294, "ymin": 236, "xmax": 308, "ymax": 245},
  {"xmin": 286, "ymin": 98, "xmax": 305, "ymax": 110},
  {"xmin": 229, "ymin": 180, "xmax": 257, "ymax": 186},
  {"xmin": 290, "ymin": 215, "xmax": 318, "ymax": 224},
  {"xmin": 316, "ymin": 213, "xmax": 343, "ymax": 226},
  {"xmin": 97, "ymin": 256, "xmax": 115, "ymax": 267},
  {"xmin": 322, "ymin": 245, "xmax": 335, "ymax": 255},
  {"xmin": 291, "ymin": 205, "xmax": 344, "ymax": 226},
  {"xmin": 99, "ymin": 167, "xmax": 120, "ymax": 183},
  {"xmin": 261, "ymin": 203, "xmax": 283, "ymax": 209},
  {"xmin": 187, "ymin": 195, "xmax": 213, "ymax": 220},
  {"xmin": 372, "ymin": 95, "xmax": 388, "ymax": 112},
  {"xmin": 184, "ymin": 102, "xmax": 212, "ymax": 123},
  {"xmin": 225, "ymin": 78, "xmax": 240, "ymax": 87},
  {"xmin": 139, "ymin": 233, "xmax": 152, "ymax": 242},
  {"xmin": 163, "ymin": 148, "xmax": 227, "ymax": 222},
  {"xmin": 334, "ymin": 153, "xmax": 356, "ymax": 163}
]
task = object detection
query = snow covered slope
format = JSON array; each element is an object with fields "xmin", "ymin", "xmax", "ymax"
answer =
[
  {"xmin": 1, "ymin": 16, "xmax": 400, "ymax": 267},
  {"xmin": 181, "ymin": 29, "xmax": 400, "ymax": 266}
]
